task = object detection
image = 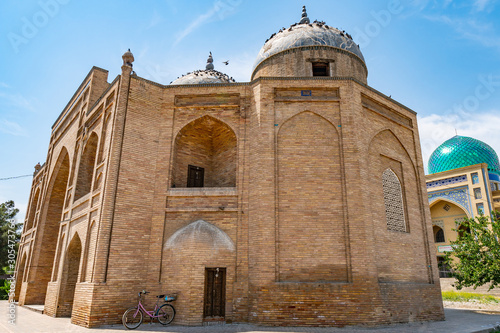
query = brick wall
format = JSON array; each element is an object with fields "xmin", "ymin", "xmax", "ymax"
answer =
[{"xmin": 277, "ymin": 111, "xmax": 347, "ymax": 282}]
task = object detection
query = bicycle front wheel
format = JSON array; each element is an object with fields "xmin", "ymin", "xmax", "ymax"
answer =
[
  {"xmin": 157, "ymin": 303, "xmax": 175, "ymax": 325},
  {"xmin": 122, "ymin": 307, "xmax": 143, "ymax": 329}
]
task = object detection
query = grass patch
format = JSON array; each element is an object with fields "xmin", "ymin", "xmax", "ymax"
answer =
[{"xmin": 442, "ymin": 291, "xmax": 500, "ymax": 304}]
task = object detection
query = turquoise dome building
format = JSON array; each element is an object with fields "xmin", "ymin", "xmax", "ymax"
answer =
[
  {"xmin": 426, "ymin": 135, "xmax": 500, "ymax": 277},
  {"xmin": 428, "ymin": 135, "xmax": 500, "ymax": 181}
]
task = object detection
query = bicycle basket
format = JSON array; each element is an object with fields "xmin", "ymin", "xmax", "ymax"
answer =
[{"xmin": 164, "ymin": 295, "xmax": 177, "ymax": 302}]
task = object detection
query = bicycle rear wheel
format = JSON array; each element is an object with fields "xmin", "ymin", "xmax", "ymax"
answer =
[
  {"xmin": 122, "ymin": 307, "xmax": 143, "ymax": 329},
  {"xmin": 157, "ymin": 303, "xmax": 175, "ymax": 325}
]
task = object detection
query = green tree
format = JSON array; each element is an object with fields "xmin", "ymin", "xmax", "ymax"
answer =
[
  {"xmin": 0, "ymin": 200, "xmax": 21, "ymax": 300},
  {"xmin": 445, "ymin": 213, "xmax": 500, "ymax": 291}
]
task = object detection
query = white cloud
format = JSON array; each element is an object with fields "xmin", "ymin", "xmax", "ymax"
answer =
[
  {"xmin": 174, "ymin": 7, "xmax": 218, "ymax": 46},
  {"xmin": 423, "ymin": 14, "xmax": 500, "ymax": 50},
  {"xmin": 474, "ymin": 0, "xmax": 492, "ymax": 11},
  {"xmin": 0, "ymin": 91, "xmax": 35, "ymax": 111},
  {"xmin": 418, "ymin": 112, "xmax": 500, "ymax": 172},
  {"xmin": 146, "ymin": 10, "xmax": 162, "ymax": 30},
  {"xmin": 0, "ymin": 119, "xmax": 28, "ymax": 137},
  {"xmin": 173, "ymin": 0, "xmax": 242, "ymax": 46}
]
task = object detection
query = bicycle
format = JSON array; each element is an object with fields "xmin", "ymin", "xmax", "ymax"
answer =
[{"xmin": 122, "ymin": 290, "xmax": 176, "ymax": 329}]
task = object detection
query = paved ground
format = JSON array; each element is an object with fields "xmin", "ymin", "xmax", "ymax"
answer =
[{"xmin": 1, "ymin": 301, "xmax": 500, "ymax": 333}]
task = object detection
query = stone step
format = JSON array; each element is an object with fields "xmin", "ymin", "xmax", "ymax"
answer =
[{"xmin": 21, "ymin": 303, "xmax": 44, "ymax": 314}]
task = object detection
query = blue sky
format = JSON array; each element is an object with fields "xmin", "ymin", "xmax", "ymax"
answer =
[{"xmin": 1, "ymin": 0, "xmax": 500, "ymax": 221}]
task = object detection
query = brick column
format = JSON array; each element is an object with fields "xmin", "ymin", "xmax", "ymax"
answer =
[{"xmin": 93, "ymin": 64, "xmax": 132, "ymax": 283}]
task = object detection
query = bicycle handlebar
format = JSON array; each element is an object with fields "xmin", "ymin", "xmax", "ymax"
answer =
[{"xmin": 138, "ymin": 290, "xmax": 150, "ymax": 296}]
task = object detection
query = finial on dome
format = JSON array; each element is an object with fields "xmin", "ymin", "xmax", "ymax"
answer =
[
  {"xmin": 206, "ymin": 52, "xmax": 214, "ymax": 70},
  {"xmin": 122, "ymin": 49, "xmax": 134, "ymax": 68},
  {"xmin": 299, "ymin": 5, "xmax": 310, "ymax": 24}
]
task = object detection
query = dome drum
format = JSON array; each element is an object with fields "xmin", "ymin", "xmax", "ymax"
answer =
[
  {"xmin": 251, "ymin": 7, "xmax": 367, "ymax": 82},
  {"xmin": 251, "ymin": 45, "xmax": 368, "ymax": 83}
]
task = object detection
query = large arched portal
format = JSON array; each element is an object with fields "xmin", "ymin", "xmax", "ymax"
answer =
[
  {"xmin": 57, "ymin": 233, "xmax": 82, "ymax": 317},
  {"xmin": 430, "ymin": 199, "xmax": 469, "ymax": 244},
  {"xmin": 172, "ymin": 116, "xmax": 237, "ymax": 188},
  {"xmin": 24, "ymin": 149, "xmax": 70, "ymax": 304},
  {"xmin": 430, "ymin": 199, "xmax": 469, "ymax": 277}
]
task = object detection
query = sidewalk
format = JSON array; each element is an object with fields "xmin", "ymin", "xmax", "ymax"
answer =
[{"xmin": 1, "ymin": 301, "xmax": 500, "ymax": 333}]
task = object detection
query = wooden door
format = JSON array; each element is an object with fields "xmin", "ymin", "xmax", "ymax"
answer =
[
  {"xmin": 187, "ymin": 165, "xmax": 204, "ymax": 187},
  {"xmin": 204, "ymin": 267, "xmax": 226, "ymax": 320}
]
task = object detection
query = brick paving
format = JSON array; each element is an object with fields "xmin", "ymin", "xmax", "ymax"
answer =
[{"xmin": 1, "ymin": 301, "xmax": 500, "ymax": 333}]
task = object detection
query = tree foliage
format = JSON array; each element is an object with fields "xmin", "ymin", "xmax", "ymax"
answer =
[
  {"xmin": 0, "ymin": 200, "xmax": 21, "ymax": 273},
  {"xmin": 0, "ymin": 200, "xmax": 21, "ymax": 300},
  {"xmin": 445, "ymin": 213, "xmax": 500, "ymax": 291}
]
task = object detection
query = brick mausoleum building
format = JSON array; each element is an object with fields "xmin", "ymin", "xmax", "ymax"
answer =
[{"xmin": 13, "ymin": 6, "xmax": 444, "ymax": 328}]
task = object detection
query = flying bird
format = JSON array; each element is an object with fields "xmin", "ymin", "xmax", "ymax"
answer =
[{"xmin": 223, "ymin": 60, "xmax": 229, "ymax": 65}]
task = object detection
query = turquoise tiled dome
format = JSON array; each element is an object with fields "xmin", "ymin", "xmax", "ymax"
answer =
[{"xmin": 428, "ymin": 136, "xmax": 500, "ymax": 176}]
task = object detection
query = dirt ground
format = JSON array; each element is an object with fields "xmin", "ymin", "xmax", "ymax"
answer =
[{"xmin": 444, "ymin": 300, "xmax": 500, "ymax": 312}]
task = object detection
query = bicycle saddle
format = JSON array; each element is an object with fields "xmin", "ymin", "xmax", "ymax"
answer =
[{"xmin": 156, "ymin": 294, "xmax": 166, "ymax": 298}]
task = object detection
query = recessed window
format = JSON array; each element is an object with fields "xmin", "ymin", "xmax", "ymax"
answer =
[
  {"xmin": 187, "ymin": 165, "xmax": 204, "ymax": 188},
  {"xmin": 435, "ymin": 228, "xmax": 445, "ymax": 243},
  {"xmin": 474, "ymin": 188, "xmax": 482, "ymax": 199},
  {"xmin": 312, "ymin": 62, "xmax": 329, "ymax": 77}
]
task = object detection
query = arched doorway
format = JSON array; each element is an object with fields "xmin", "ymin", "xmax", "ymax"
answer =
[
  {"xmin": 57, "ymin": 233, "xmax": 82, "ymax": 317},
  {"xmin": 162, "ymin": 220, "xmax": 235, "ymax": 324},
  {"xmin": 172, "ymin": 116, "xmax": 237, "ymax": 188}
]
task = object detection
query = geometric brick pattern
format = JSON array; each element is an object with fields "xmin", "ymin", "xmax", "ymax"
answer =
[{"xmin": 382, "ymin": 168, "xmax": 407, "ymax": 232}]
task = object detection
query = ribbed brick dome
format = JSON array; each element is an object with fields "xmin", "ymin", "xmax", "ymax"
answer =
[
  {"xmin": 252, "ymin": 6, "xmax": 365, "ymax": 76},
  {"xmin": 171, "ymin": 52, "xmax": 235, "ymax": 85}
]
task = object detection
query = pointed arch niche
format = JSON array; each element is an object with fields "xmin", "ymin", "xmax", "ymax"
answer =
[
  {"xmin": 277, "ymin": 111, "xmax": 347, "ymax": 282},
  {"xmin": 171, "ymin": 116, "xmax": 237, "ymax": 188},
  {"xmin": 14, "ymin": 253, "xmax": 27, "ymax": 301},
  {"xmin": 162, "ymin": 220, "xmax": 236, "ymax": 324},
  {"xmin": 57, "ymin": 233, "xmax": 82, "ymax": 317},
  {"xmin": 26, "ymin": 188, "xmax": 40, "ymax": 230},
  {"xmin": 368, "ymin": 129, "xmax": 429, "ymax": 283},
  {"xmin": 74, "ymin": 132, "xmax": 98, "ymax": 201}
]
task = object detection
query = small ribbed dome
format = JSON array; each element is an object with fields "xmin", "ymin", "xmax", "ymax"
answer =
[
  {"xmin": 171, "ymin": 52, "xmax": 235, "ymax": 85},
  {"xmin": 428, "ymin": 135, "xmax": 500, "ymax": 177},
  {"xmin": 252, "ymin": 6, "xmax": 365, "ymax": 75}
]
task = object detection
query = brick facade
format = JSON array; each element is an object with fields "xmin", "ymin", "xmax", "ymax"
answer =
[{"xmin": 13, "ymin": 16, "xmax": 444, "ymax": 328}]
